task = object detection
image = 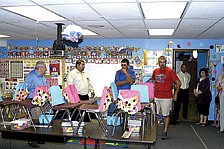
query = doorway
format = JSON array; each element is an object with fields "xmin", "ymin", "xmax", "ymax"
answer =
[{"xmin": 173, "ymin": 49, "xmax": 210, "ymax": 122}]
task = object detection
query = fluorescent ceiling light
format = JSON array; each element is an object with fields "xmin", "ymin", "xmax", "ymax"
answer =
[
  {"xmin": 82, "ymin": 29, "xmax": 97, "ymax": 36},
  {"xmin": 141, "ymin": 2, "xmax": 187, "ymax": 19},
  {"xmin": 0, "ymin": 34, "xmax": 10, "ymax": 38},
  {"xmin": 148, "ymin": 29, "xmax": 174, "ymax": 35},
  {"xmin": 3, "ymin": 6, "xmax": 65, "ymax": 21}
]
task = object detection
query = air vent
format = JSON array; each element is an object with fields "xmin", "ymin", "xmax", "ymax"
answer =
[{"xmin": 87, "ymin": 25, "xmax": 104, "ymax": 28}]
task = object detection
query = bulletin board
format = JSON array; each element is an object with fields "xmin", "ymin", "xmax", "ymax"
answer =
[{"xmin": 0, "ymin": 58, "xmax": 65, "ymax": 96}]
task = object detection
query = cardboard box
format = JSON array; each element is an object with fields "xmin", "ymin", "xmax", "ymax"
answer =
[
  {"xmin": 128, "ymin": 119, "xmax": 142, "ymax": 127},
  {"xmin": 10, "ymin": 118, "xmax": 31, "ymax": 130},
  {"xmin": 61, "ymin": 121, "xmax": 84, "ymax": 133},
  {"xmin": 130, "ymin": 126, "xmax": 141, "ymax": 133}
]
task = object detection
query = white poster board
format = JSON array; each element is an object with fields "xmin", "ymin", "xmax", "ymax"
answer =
[{"xmin": 85, "ymin": 63, "xmax": 120, "ymax": 97}]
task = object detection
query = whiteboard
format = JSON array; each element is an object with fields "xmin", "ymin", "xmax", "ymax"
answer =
[{"xmin": 85, "ymin": 64, "xmax": 120, "ymax": 97}]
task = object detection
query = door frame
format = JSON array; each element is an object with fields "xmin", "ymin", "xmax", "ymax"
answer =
[{"xmin": 172, "ymin": 49, "xmax": 210, "ymax": 71}]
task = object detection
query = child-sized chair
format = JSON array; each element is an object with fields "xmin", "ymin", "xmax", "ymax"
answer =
[
  {"xmin": 112, "ymin": 90, "xmax": 141, "ymax": 136},
  {"xmin": 75, "ymin": 86, "xmax": 113, "ymax": 136},
  {"xmin": 48, "ymin": 86, "xmax": 82, "ymax": 133},
  {"xmin": 131, "ymin": 84, "xmax": 156, "ymax": 136},
  {"xmin": 12, "ymin": 84, "xmax": 51, "ymax": 131}
]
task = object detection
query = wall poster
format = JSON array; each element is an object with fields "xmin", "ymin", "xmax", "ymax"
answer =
[{"xmin": 10, "ymin": 61, "xmax": 23, "ymax": 78}]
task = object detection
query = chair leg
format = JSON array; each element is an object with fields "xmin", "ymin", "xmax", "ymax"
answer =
[
  {"xmin": 65, "ymin": 109, "xmax": 76, "ymax": 134},
  {"xmin": 47, "ymin": 110, "xmax": 60, "ymax": 128},
  {"xmin": 142, "ymin": 110, "xmax": 146, "ymax": 138},
  {"xmin": 9, "ymin": 104, "xmax": 18, "ymax": 120},
  {"xmin": 0, "ymin": 107, "xmax": 6, "ymax": 129},
  {"xmin": 95, "ymin": 113, "xmax": 107, "ymax": 136},
  {"xmin": 87, "ymin": 112, "xmax": 92, "ymax": 122},
  {"xmin": 26, "ymin": 108, "xmax": 36, "ymax": 131},
  {"xmin": 39, "ymin": 106, "xmax": 50, "ymax": 124},
  {"xmin": 98, "ymin": 113, "xmax": 107, "ymax": 130},
  {"xmin": 75, "ymin": 111, "xmax": 86, "ymax": 135},
  {"xmin": 112, "ymin": 111, "xmax": 123, "ymax": 136},
  {"xmin": 124, "ymin": 112, "xmax": 129, "ymax": 130},
  {"xmin": 88, "ymin": 113, "xmax": 94, "ymax": 130},
  {"xmin": 71, "ymin": 109, "xmax": 82, "ymax": 121}
]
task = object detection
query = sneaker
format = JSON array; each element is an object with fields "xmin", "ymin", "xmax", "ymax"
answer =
[
  {"xmin": 161, "ymin": 132, "xmax": 168, "ymax": 140},
  {"xmin": 201, "ymin": 123, "xmax": 207, "ymax": 127}
]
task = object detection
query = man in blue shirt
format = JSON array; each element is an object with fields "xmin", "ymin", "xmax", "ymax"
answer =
[
  {"xmin": 115, "ymin": 59, "xmax": 136, "ymax": 92},
  {"xmin": 25, "ymin": 61, "xmax": 47, "ymax": 99},
  {"xmin": 24, "ymin": 60, "xmax": 47, "ymax": 148}
]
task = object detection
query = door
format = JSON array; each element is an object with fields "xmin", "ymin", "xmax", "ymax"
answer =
[{"xmin": 183, "ymin": 61, "xmax": 199, "ymax": 122}]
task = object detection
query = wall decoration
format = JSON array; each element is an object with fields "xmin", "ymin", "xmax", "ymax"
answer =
[
  {"xmin": 0, "ymin": 60, "xmax": 9, "ymax": 78},
  {"xmin": 110, "ymin": 59, "xmax": 118, "ymax": 64},
  {"xmin": 210, "ymin": 45, "xmax": 214, "ymax": 49},
  {"xmin": 50, "ymin": 60, "xmax": 60, "ymax": 77},
  {"xmin": 95, "ymin": 59, "xmax": 102, "ymax": 64},
  {"xmin": 86, "ymin": 59, "xmax": 95, "ymax": 63},
  {"xmin": 221, "ymin": 55, "xmax": 224, "ymax": 64},
  {"xmin": 132, "ymin": 54, "xmax": 143, "ymax": 67},
  {"xmin": 215, "ymin": 44, "xmax": 224, "ymax": 52},
  {"xmin": 4, "ymin": 78, "xmax": 18, "ymax": 95},
  {"xmin": 103, "ymin": 59, "xmax": 110, "ymax": 64},
  {"xmin": 10, "ymin": 61, "xmax": 23, "ymax": 78},
  {"xmin": 187, "ymin": 42, "xmax": 191, "ymax": 46},
  {"xmin": 65, "ymin": 58, "xmax": 72, "ymax": 63}
]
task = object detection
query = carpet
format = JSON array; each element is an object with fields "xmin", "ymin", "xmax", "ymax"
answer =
[{"xmin": 67, "ymin": 138, "xmax": 128, "ymax": 148}]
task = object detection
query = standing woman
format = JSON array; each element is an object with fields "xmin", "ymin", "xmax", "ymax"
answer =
[
  {"xmin": 216, "ymin": 63, "xmax": 224, "ymax": 132},
  {"xmin": 194, "ymin": 68, "xmax": 212, "ymax": 127}
]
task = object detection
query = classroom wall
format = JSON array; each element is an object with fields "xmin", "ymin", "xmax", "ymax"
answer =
[{"xmin": 3, "ymin": 38, "xmax": 224, "ymax": 120}]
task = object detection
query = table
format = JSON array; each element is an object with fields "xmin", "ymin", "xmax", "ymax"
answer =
[{"xmin": 89, "ymin": 118, "xmax": 157, "ymax": 149}]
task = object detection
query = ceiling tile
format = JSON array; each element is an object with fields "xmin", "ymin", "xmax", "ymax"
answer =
[
  {"xmin": 184, "ymin": 2, "xmax": 224, "ymax": 19},
  {"xmin": 43, "ymin": 4, "xmax": 102, "ymax": 21},
  {"xmin": 145, "ymin": 19, "xmax": 180, "ymax": 29},
  {"xmin": 178, "ymin": 19, "xmax": 218, "ymax": 29},
  {"xmin": 89, "ymin": 3, "xmax": 142, "ymax": 19},
  {"xmin": 109, "ymin": 20, "xmax": 145, "ymax": 29}
]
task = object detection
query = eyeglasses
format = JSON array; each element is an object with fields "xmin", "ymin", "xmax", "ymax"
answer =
[{"xmin": 121, "ymin": 64, "xmax": 127, "ymax": 66}]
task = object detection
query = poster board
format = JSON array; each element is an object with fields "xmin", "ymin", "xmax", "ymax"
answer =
[{"xmin": 65, "ymin": 63, "xmax": 120, "ymax": 97}]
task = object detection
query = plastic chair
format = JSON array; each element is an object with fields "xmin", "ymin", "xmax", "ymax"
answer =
[
  {"xmin": 137, "ymin": 82, "xmax": 157, "ymax": 123},
  {"xmin": 0, "ymin": 96, "xmax": 25, "ymax": 129},
  {"xmin": 75, "ymin": 86, "xmax": 113, "ymax": 136},
  {"xmin": 112, "ymin": 90, "xmax": 141, "ymax": 136},
  {"xmin": 65, "ymin": 84, "xmax": 97, "ymax": 105},
  {"xmin": 13, "ymin": 84, "xmax": 52, "ymax": 131},
  {"xmin": 131, "ymin": 84, "xmax": 156, "ymax": 136},
  {"xmin": 0, "ymin": 96, "xmax": 6, "ymax": 129},
  {"xmin": 48, "ymin": 86, "xmax": 82, "ymax": 133}
]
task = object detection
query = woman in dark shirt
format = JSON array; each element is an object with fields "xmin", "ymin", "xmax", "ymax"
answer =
[{"xmin": 193, "ymin": 68, "xmax": 212, "ymax": 127}]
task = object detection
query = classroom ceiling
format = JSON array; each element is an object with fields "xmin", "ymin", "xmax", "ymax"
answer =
[{"xmin": 1, "ymin": 0, "xmax": 224, "ymax": 40}]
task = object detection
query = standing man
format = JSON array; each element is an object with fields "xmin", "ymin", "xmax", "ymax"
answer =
[
  {"xmin": 152, "ymin": 56, "xmax": 180, "ymax": 140},
  {"xmin": 24, "ymin": 60, "xmax": 47, "ymax": 148},
  {"xmin": 66, "ymin": 59, "xmax": 95, "ymax": 100},
  {"xmin": 173, "ymin": 64, "xmax": 191, "ymax": 124},
  {"xmin": 25, "ymin": 60, "xmax": 48, "ymax": 119},
  {"xmin": 115, "ymin": 58, "xmax": 136, "ymax": 92}
]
